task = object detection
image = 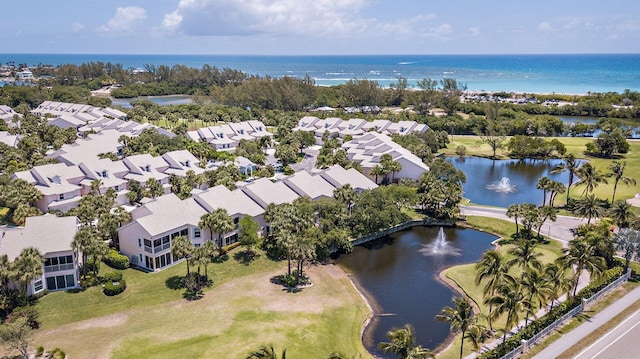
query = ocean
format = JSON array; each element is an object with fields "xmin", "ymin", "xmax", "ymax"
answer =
[{"xmin": 1, "ymin": 53, "xmax": 639, "ymax": 94}]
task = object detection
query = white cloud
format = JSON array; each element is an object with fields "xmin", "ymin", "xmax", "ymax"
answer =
[
  {"xmin": 538, "ymin": 22, "xmax": 552, "ymax": 30},
  {"xmin": 98, "ymin": 6, "xmax": 147, "ymax": 34},
  {"xmin": 422, "ymin": 23, "xmax": 452, "ymax": 40},
  {"xmin": 469, "ymin": 27, "xmax": 480, "ymax": 36},
  {"xmin": 160, "ymin": 0, "xmax": 428, "ymax": 39},
  {"xmin": 72, "ymin": 22, "xmax": 85, "ymax": 32}
]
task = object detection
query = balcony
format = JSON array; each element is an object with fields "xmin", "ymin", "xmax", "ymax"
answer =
[{"xmin": 44, "ymin": 263, "xmax": 75, "ymax": 273}]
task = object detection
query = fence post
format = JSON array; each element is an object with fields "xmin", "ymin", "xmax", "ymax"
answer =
[
  {"xmin": 581, "ymin": 297, "xmax": 588, "ymax": 310},
  {"xmin": 520, "ymin": 339, "xmax": 527, "ymax": 354},
  {"xmin": 627, "ymin": 267, "xmax": 632, "ymax": 281}
]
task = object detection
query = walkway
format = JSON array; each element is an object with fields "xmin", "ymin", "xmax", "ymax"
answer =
[{"xmin": 532, "ymin": 285, "xmax": 640, "ymax": 358}]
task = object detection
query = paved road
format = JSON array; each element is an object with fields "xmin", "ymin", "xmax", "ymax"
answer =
[
  {"xmin": 460, "ymin": 205, "xmax": 587, "ymax": 245},
  {"xmin": 574, "ymin": 309, "xmax": 640, "ymax": 359},
  {"xmin": 532, "ymin": 285, "xmax": 640, "ymax": 359}
]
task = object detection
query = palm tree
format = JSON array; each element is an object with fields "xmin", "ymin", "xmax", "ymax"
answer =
[
  {"xmin": 575, "ymin": 163, "xmax": 608, "ymax": 197},
  {"xmin": 607, "ymin": 161, "xmax": 636, "ymax": 203},
  {"xmin": 558, "ymin": 239, "xmax": 606, "ymax": 297},
  {"xmin": 550, "ymin": 153, "xmax": 581, "ymax": 205},
  {"xmin": 536, "ymin": 176, "xmax": 552, "ymax": 206},
  {"xmin": 11, "ymin": 247, "xmax": 43, "ymax": 297},
  {"xmin": 72, "ymin": 226, "xmax": 97, "ymax": 279},
  {"xmin": 485, "ymin": 277, "xmax": 531, "ymax": 343},
  {"xmin": 506, "ymin": 204, "xmax": 522, "ymax": 235},
  {"xmin": 543, "ymin": 262, "xmax": 573, "ymax": 310},
  {"xmin": 370, "ymin": 164, "xmax": 385, "ymax": 184},
  {"xmin": 474, "ymin": 250, "xmax": 508, "ymax": 330},
  {"xmin": 377, "ymin": 324, "xmax": 434, "ymax": 359},
  {"xmin": 507, "ymin": 237, "xmax": 543, "ymax": 271},
  {"xmin": 334, "ymin": 184, "xmax": 357, "ymax": 216},
  {"xmin": 574, "ymin": 194, "xmax": 605, "ymax": 224},
  {"xmin": 200, "ymin": 209, "xmax": 234, "ymax": 250},
  {"xmin": 435, "ymin": 297, "xmax": 474, "ymax": 359},
  {"xmin": 464, "ymin": 323, "xmax": 492, "ymax": 355},
  {"xmin": 521, "ymin": 267, "xmax": 552, "ymax": 326},
  {"xmin": 547, "ymin": 180, "xmax": 567, "ymax": 207},
  {"xmin": 171, "ymin": 235, "xmax": 193, "ymax": 275},
  {"xmin": 609, "ymin": 200, "xmax": 636, "ymax": 229},
  {"xmin": 247, "ymin": 344, "xmax": 286, "ymax": 359},
  {"xmin": 536, "ymin": 205, "xmax": 558, "ymax": 238}
]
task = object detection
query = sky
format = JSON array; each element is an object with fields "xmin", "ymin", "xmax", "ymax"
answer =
[{"xmin": 1, "ymin": 0, "xmax": 639, "ymax": 55}]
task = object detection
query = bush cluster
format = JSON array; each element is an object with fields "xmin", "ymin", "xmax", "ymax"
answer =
[
  {"xmin": 103, "ymin": 279, "xmax": 127, "ymax": 296},
  {"xmin": 103, "ymin": 249, "xmax": 130, "ymax": 270},
  {"xmin": 102, "ymin": 272, "xmax": 123, "ymax": 283},
  {"xmin": 479, "ymin": 266, "xmax": 626, "ymax": 358}
]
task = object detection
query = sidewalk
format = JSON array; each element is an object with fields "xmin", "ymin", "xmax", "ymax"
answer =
[{"xmin": 532, "ymin": 285, "xmax": 640, "ymax": 358}]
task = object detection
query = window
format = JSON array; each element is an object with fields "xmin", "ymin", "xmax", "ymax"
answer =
[
  {"xmin": 45, "ymin": 274, "xmax": 76, "ymax": 291},
  {"xmin": 138, "ymin": 238, "xmax": 141, "ymax": 247},
  {"xmin": 102, "ymin": 170, "xmax": 108, "ymax": 178},
  {"xmin": 34, "ymin": 279, "xmax": 43, "ymax": 292},
  {"xmin": 180, "ymin": 229, "xmax": 188, "ymax": 237},
  {"xmin": 194, "ymin": 228, "xmax": 201, "ymax": 238},
  {"xmin": 139, "ymin": 254, "xmax": 143, "ymax": 262},
  {"xmin": 44, "ymin": 255, "xmax": 74, "ymax": 272},
  {"xmin": 59, "ymin": 194, "xmax": 64, "ymax": 200},
  {"xmin": 114, "ymin": 185, "xmax": 119, "ymax": 192}
]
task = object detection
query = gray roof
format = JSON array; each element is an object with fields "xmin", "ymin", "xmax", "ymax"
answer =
[
  {"xmin": 0, "ymin": 215, "xmax": 79, "ymax": 260},
  {"xmin": 193, "ymin": 185, "xmax": 264, "ymax": 217},
  {"xmin": 283, "ymin": 171, "xmax": 337, "ymax": 200},
  {"xmin": 319, "ymin": 165, "xmax": 378, "ymax": 192},
  {"xmin": 240, "ymin": 178, "xmax": 300, "ymax": 208},
  {"xmin": 129, "ymin": 194, "xmax": 207, "ymax": 237}
]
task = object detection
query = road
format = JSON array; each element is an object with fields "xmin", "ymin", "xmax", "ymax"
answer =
[
  {"xmin": 460, "ymin": 205, "xmax": 586, "ymax": 245},
  {"xmin": 533, "ymin": 285, "xmax": 640, "ymax": 359},
  {"xmin": 574, "ymin": 309, "xmax": 640, "ymax": 359}
]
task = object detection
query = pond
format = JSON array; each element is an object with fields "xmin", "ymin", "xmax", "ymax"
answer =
[
  {"xmin": 447, "ymin": 157, "xmax": 579, "ymax": 207},
  {"xmin": 558, "ymin": 115, "xmax": 640, "ymax": 138},
  {"xmin": 111, "ymin": 95, "xmax": 193, "ymax": 108},
  {"xmin": 337, "ymin": 226, "xmax": 496, "ymax": 357}
]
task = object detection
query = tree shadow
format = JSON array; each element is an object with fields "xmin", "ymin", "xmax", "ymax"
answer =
[
  {"xmin": 212, "ymin": 253, "xmax": 229, "ymax": 263},
  {"xmin": 165, "ymin": 275, "xmax": 184, "ymax": 290},
  {"xmin": 233, "ymin": 250, "xmax": 260, "ymax": 265},
  {"xmin": 183, "ymin": 289, "xmax": 203, "ymax": 301}
]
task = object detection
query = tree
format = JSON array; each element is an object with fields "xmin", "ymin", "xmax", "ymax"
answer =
[
  {"xmin": 607, "ymin": 161, "xmax": 636, "ymax": 203},
  {"xmin": 0, "ymin": 317, "xmax": 32, "ymax": 359},
  {"xmin": 485, "ymin": 277, "xmax": 530, "ymax": 343},
  {"xmin": 574, "ymin": 194, "xmax": 605, "ymax": 224},
  {"xmin": 613, "ymin": 228, "xmax": 640, "ymax": 271},
  {"xmin": 609, "ymin": 200, "xmax": 636, "ymax": 229},
  {"xmin": 238, "ymin": 216, "xmax": 260, "ymax": 253},
  {"xmin": 333, "ymin": 184, "xmax": 357, "ymax": 216},
  {"xmin": 475, "ymin": 250, "xmax": 509, "ymax": 330},
  {"xmin": 547, "ymin": 180, "xmax": 567, "ymax": 207},
  {"xmin": 477, "ymin": 121, "xmax": 506, "ymax": 159},
  {"xmin": 536, "ymin": 205, "xmax": 557, "ymax": 238},
  {"xmin": 536, "ymin": 177, "xmax": 552, "ymax": 207},
  {"xmin": 435, "ymin": 297, "xmax": 474, "ymax": 359},
  {"xmin": 550, "ymin": 154, "xmax": 581, "ymax": 205},
  {"xmin": 200, "ymin": 209, "xmax": 234, "ymax": 250},
  {"xmin": 377, "ymin": 324, "xmax": 434, "ymax": 359},
  {"xmin": 543, "ymin": 262, "xmax": 573, "ymax": 310},
  {"xmin": 144, "ymin": 177, "xmax": 164, "ymax": 199},
  {"xmin": 171, "ymin": 235, "xmax": 193, "ymax": 275},
  {"xmin": 370, "ymin": 165, "xmax": 385, "ymax": 184},
  {"xmin": 506, "ymin": 204, "xmax": 522, "ymax": 235},
  {"xmin": 507, "ymin": 237, "xmax": 543, "ymax": 271},
  {"xmin": 71, "ymin": 226, "xmax": 97, "ymax": 279},
  {"xmin": 575, "ymin": 163, "xmax": 608, "ymax": 197},
  {"xmin": 440, "ymin": 78, "xmax": 467, "ymax": 116},
  {"xmin": 558, "ymin": 239, "xmax": 606, "ymax": 297},
  {"xmin": 11, "ymin": 247, "xmax": 43, "ymax": 297},
  {"xmin": 246, "ymin": 344, "xmax": 286, "ymax": 359},
  {"xmin": 521, "ymin": 268, "xmax": 552, "ymax": 326}
]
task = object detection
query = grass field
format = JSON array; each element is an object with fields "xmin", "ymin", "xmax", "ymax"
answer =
[
  {"xmin": 441, "ymin": 136, "xmax": 640, "ymax": 204},
  {"xmin": 32, "ymin": 251, "xmax": 370, "ymax": 359}
]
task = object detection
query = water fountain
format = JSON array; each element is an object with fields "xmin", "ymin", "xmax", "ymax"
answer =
[
  {"xmin": 418, "ymin": 227, "xmax": 460, "ymax": 256},
  {"xmin": 486, "ymin": 176, "xmax": 517, "ymax": 193}
]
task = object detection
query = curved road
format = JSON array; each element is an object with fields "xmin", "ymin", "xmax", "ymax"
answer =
[{"xmin": 460, "ymin": 205, "xmax": 587, "ymax": 245}]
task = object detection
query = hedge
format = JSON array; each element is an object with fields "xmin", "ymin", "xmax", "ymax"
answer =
[
  {"xmin": 479, "ymin": 266, "xmax": 625, "ymax": 359},
  {"xmin": 103, "ymin": 249, "xmax": 130, "ymax": 269},
  {"xmin": 103, "ymin": 279, "xmax": 127, "ymax": 296},
  {"xmin": 102, "ymin": 272, "xmax": 123, "ymax": 283}
]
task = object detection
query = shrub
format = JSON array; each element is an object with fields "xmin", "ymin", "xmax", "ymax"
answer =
[
  {"xmin": 102, "ymin": 272, "xmax": 123, "ymax": 283},
  {"xmin": 7, "ymin": 305, "xmax": 40, "ymax": 329},
  {"xmin": 103, "ymin": 279, "xmax": 126, "ymax": 296},
  {"xmin": 455, "ymin": 145, "xmax": 467, "ymax": 158},
  {"xmin": 103, "ymin": 249, "xmax": 130, "ymax": 269}
]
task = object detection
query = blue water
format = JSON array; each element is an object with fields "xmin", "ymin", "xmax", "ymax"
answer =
[{"xmin": 1, "ymin": 54, "xmax": 639, "ymax": 93}]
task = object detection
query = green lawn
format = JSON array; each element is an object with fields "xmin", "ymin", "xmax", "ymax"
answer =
[
  {"xmin": 32, "ymin": 252, "xmax": 370, "ymax": 359},
  {"xmin": 36, "ymin": 249, "xmax": 284, "ymax": 329}
]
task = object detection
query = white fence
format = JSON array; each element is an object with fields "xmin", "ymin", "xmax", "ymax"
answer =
[{"xmin": 498, "ymin": 268, "xmax": 631, "ymax": 359}]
